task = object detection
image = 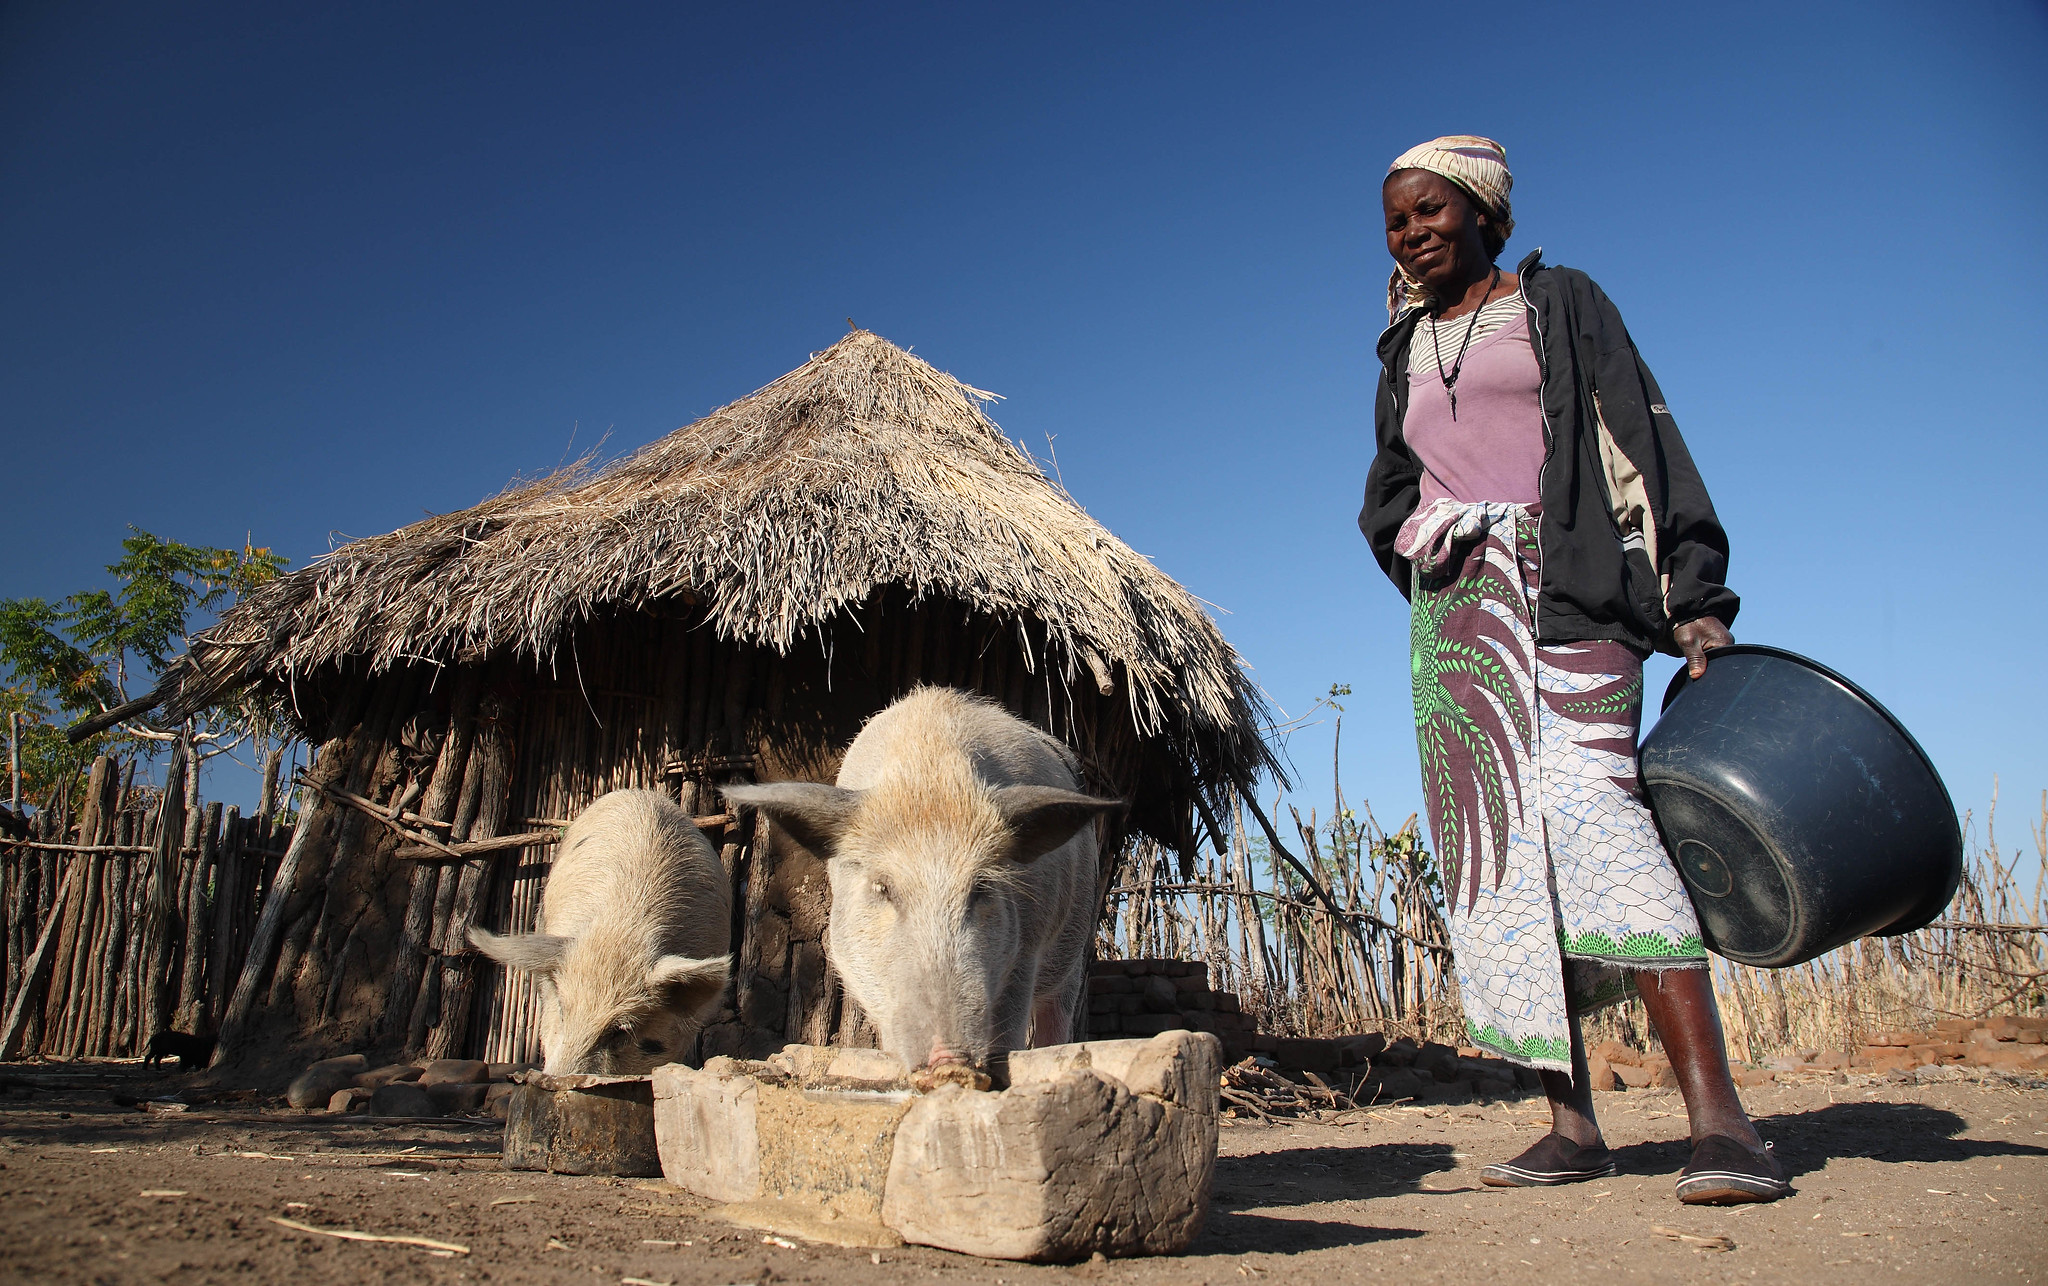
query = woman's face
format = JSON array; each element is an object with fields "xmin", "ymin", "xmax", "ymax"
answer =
[{"xmin": 1383, "ymin": 169, "xmax": 1491, "ymax": 298}]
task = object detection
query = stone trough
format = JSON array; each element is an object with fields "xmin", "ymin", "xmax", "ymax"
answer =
[
  {"xmin": 504, "ymin": 1072, "xmax": 663, "ymax": 1177},
  {"xmin": 652, "ymin": 1031, "xmax": 1221, "ymax": 1261}
]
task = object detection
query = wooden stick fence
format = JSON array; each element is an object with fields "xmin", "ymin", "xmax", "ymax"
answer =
[
  {"xmin": 1099, "ymin": 787, "xmax": 1467, "ymax": 1047},
  {"xmin": 0, "ymin": 747, "xmax": 289, "ymax": 1060}
]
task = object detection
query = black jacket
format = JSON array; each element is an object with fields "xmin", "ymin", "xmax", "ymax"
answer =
[{"xmin": 1359, "ymin": 249, "xmax": 1738, "ymax": 655}]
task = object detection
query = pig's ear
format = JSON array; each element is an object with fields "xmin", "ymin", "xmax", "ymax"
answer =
[
  {"xmin": 722, "ymin": 783, "xmax": 864, "ymax": 857},
  {"xmin": 647, "ymin": 954, "xmax": 730, "ymax": 1017},
  {"xmin": 994, "ymin": 785, "xmax": 1128, "ymax": 862},
  {"xmin": 468, "ymin": 927, "xmax": 572, "ymax": 976}
]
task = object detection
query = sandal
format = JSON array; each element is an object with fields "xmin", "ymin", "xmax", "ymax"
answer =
[
  {"xmin": 1480, "ymin": 1132, "xmax": 1619, "ymax": 1187},
  {"xmin": 1676, "ymin": 1135, "xmax": 1790, "ymax": 1204}
]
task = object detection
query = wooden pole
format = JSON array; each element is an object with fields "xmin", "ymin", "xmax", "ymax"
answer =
[
  {"xmin": 174, "ymin": 800, "xmax": 222, "ymax": 1033},
  {"xmin": 256, "ymin": 746, "xmax": 282, "ymax": 851},
  {"xmin": 286, "ymin": 674, "xmax": 414, "ymax": 1019},
  {"xmin": 40, "ymin": 759, "xmax": 108, "ymax": 1042},
  {"xmin": 731, "ymin": 808, "xmax": 774, "ymax": 1040},
  {"xmin": 383, "ymin": 668, "xmax": 481, "ymax": 1041},
  {"xmin": 210, "ymin": 686, "xmax": 368, "ymax": 1065},
  {"xmin": 140, "ymin": 734, "xmax": 192, "ymax": 1045},
  {"xmin": 204, "ymin": 805, "xmax": 243, "ymax": 1026},
  {"xmin": 0, "ymin": 861, "xmax": 79, "ymax": 1059},
  {"xmin": 424, "ymin": 693, "xmax": 512, "ymax": 1059}
]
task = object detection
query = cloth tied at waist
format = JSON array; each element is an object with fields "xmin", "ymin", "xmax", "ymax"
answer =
[{"xmin": 1394, "ymin": 498, "xmax": 1531, "ymax": 574}]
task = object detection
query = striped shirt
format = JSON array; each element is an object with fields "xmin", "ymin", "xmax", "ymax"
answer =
[{"xmin": 1412, "ymin": 291, "xmax": 1526, "ymax": 379}]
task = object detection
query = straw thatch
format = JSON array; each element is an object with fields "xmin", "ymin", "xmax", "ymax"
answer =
[{"xmin": 138, "ymin": 329, "xmax": 1276, "ymax": 813}]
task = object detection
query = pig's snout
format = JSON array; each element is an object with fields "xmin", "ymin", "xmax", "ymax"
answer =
[{"xmin": 926, "ymin": 1041, "xmax": 972, "ymax": 1069}]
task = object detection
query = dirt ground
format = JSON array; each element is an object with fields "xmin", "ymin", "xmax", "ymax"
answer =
[{"xmin": 1, "ymin": 1063, "xmax": 2042, "ymax": 1285}]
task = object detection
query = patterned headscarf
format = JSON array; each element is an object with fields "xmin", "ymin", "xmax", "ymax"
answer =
[{"xmin": 1385, "ymin": 135, "xmax": 1515, "ymax": 318}]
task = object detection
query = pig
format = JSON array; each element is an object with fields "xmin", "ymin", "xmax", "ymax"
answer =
[
  {"xmin": 143, "ymin": 1029, "xmax": 215, "ymax": 1071},
  {"xmin": 724, "ymin": 687, "xmax": 1122, "ymax": 1071},
  {"xmin": 469, "ymin": 789, "xmax": 731, "ymax": 1075}
]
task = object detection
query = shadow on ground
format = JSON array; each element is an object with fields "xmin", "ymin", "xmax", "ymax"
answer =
[
  {"xmin": 1213, "ymin": 1142, "xmax": 1461, "ymax": 1206},
  {"xmin": 1600, "ymin": 1099, "xmax": 2048, "ymax": 1182},
  {"xmin": 1189, "ymin": 1210, "xmax": 1425, "ymax": 1256}
]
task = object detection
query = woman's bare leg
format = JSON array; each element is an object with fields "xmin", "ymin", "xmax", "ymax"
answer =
[
  {"xmin": 1633, "ymin": 966, "xmax": 1764, "ymax": 1149},
  {"xmin": 1542, "ymin": 1008, "xmax": 1605, "ymax": 1147}
]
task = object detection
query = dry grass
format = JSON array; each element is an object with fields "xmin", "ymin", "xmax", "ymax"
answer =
[
  {"xmin": 1105, "ymin": 732, "xmax": 2046, "ymax": 1059},
  {"xmin": 1696, "ymin": 786, "xmax": 2046, "ymax": 1061},
  {"xmin": 1099, "ymin": 717, "xmax": 1468, "ymax": 1049},
  {"xmin": 131, "ymin": 329, "xmax": 1275, "ymax": 804}
]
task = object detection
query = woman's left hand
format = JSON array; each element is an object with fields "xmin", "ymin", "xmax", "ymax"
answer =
[{"xmin": 1672, "ymin": 617, "xmax": 1735, "ymax": 679}]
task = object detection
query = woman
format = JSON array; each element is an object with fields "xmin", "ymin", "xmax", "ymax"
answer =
[{"xmin": 1360, "ymin": 136, "xmax": 1786, "ymax": 1204}]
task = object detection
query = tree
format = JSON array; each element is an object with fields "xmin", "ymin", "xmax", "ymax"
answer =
[{"xmin": 0, "ymin": 527, "xmax": 287, "ymax": 811}]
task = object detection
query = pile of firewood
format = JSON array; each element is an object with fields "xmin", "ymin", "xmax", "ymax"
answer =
[{"xmin": 1218, "ymin": 1056, "xmax": 1356, "ymax": 1120}]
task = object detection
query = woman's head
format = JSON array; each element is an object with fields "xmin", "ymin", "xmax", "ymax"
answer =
[{"xmin": 1381, "ymin": 135, "xmax": 1514, "ymax": 315}]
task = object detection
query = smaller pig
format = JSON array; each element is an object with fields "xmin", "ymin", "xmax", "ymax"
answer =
[
  {"xmin": 143, "ymin": 1029, "xmax": 215, "ymax": 1071},
  {"xmin": 470, "ymin": 789, "xmax": 730, "ymax": 1075},
  {"xmin": 725, "ymin": 687, "xmax": 1122, "ymax": 1073}
]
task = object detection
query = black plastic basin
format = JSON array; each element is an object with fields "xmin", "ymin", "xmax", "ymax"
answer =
[{"xmin": 1639, "ymin": 644, "xmax": 1962, "ymax": 968}]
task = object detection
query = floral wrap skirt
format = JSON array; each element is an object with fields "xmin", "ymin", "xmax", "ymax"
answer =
[{"xmin": 1398, "ymin": 499, "xmax": 1707, "ymax": 1070}]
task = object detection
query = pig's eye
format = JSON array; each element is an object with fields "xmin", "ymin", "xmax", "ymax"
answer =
[
  {"xmin": 636, "ymin": 1038, "xmax": 665, "ymax": 1055},
  {"xmin": 871, "ymin": 879, "xmax": 893, "ymax": 902}
]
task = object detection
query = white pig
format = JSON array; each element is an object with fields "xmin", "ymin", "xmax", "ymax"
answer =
[
  {"xmin": 724, "ymin": 687, "xmax": 1121, "ymax": 1070},
  {"xmin": 469, "ymin": 789, "xmax": 730, "ymax": 1075}
]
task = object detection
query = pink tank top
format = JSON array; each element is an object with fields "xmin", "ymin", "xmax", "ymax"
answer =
[{"xmin": 1404, "ymin": 305, "xmax": 1546, "ymax": 506}]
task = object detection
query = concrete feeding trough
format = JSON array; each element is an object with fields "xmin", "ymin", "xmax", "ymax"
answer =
[
  {"xmin": 503, "ymin": 1072, "xmax": 662, "ymax": 1177},
  {"xmin": 652, "ymin": 1031, "xmax": 1221, "ymax": 1261}
]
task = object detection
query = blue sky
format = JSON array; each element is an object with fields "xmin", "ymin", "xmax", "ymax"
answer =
[{"xmin": 3, "ymin": 1, "xmax": 2045, "ymax": 864}]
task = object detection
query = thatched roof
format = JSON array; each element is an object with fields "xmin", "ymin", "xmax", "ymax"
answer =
[{"xmin": 133, "ymin": 329, "xmax": 1276, "ymax": 794}]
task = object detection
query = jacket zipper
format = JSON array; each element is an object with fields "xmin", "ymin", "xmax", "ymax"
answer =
[{"xmin": 1521, "ymin": 261, "xmax": 1557, "ymax": 640}]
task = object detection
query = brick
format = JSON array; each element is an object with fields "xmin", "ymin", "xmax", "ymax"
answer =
[
  {"xmin": 369, "ymin": 1082, "xmax": 436, "ymax": 1117},
  {"xmin": 1376, "ymin": 1036, "xmax": 1420, "ymax": 1068},
  {"xmin": 1334, "ymin": 1034, "xmax": 1387, "ymax": 1067},
  {"xmin": 1591, "ymin": 1039, "xmax": 1641, "ymax": 1068},
  {"xmin": 1414, "ymin": 1042, "xmax": 1460, "ymax": 1082},
  {"xmin": 325, "ymin": 1087, "xmax": 372, "ymax": 1114},
  {"xmin": 424, "ymin": 1081, "xmax": 490, "ymax": 1113},
  {"xmin": 287, "ymin": 1054, "xmax": 370, "ymax": 1108},
  {"xmin": 353, "ymin": 1062, "xmax": 425, "ymax": 1089},
  {"xmin": 1179, "ymin": 990, "xmax": 1216, "ymax": 1012},
  {"xmin": 1124, "ymin": 1013, "xmax": 1189, "ymax": 1037},
  {"xmin": 1213, "ymin": 991, "xmax": 1241, "ymax": 1014},
  {"xmin": 1364, "ymin": 1067, "xmax": 1430, "ymax": 1102},
  {"xmin": 1614, "ymin": 1063, "xmax": 1653, "ymax": 1089},
  {"xmin": 1140, "ymin": 976, "xmax": 1180, "ymax": 1014},
  {"xmin": 1171, "ymin": 975, "xmax": 1210, "ymax": 994},
  {"xmin": 1274, "ymin": 1038, "xmax": 1341, "ymax": 1073},
  {"xmin": 419, "ymin": 1058, "xmax": 489, "ymax": 1086},
  {"xmin": 1091, "ymin": 975, "xmax": 1133, "ymax": 995}
]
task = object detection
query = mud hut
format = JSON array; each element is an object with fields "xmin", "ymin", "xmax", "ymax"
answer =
[{"xmin": 101, "ymin": 329, "xmax": 1277, "ymax": 1068}]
